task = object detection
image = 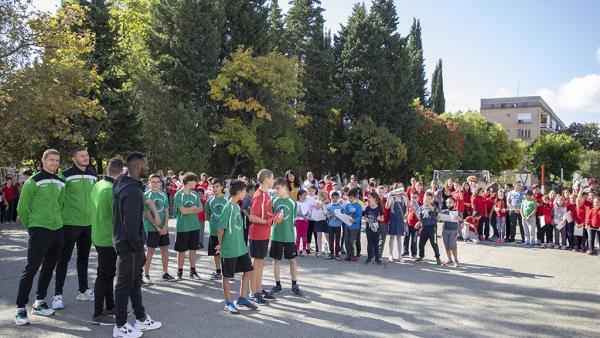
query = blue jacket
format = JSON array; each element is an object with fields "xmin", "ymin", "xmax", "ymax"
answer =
[
  {"xmin": 343, "ymin": 202, "xmax": 362, "ymax": 230},
  {"xmin": 326, "ymin": 203, "xmax": 343, "ymax": 227}
]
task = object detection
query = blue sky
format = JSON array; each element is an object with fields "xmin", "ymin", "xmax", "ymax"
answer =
[{"xmin": 33, "ymin": 0, "xmax": 600, "ymax": 124}]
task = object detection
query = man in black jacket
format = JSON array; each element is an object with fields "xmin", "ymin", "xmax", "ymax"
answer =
[{"xmin": 112, "ymin": 152, "xmax": 162, "ymax": 338}]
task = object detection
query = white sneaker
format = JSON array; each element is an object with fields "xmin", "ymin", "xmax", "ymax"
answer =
[
  {"xmin": 134, "ymin": 315, "xmax": 162, "ymax": 331},
  {"xmin": 142, "ymin": 275, "xmax": 153, "ymax": 285},
  {"xmin": 52, "ymin": 295, "xmax": 64, "ymax": 310},
  {"xmin": 15, "ymin": 308, "xmax": 30, "ymax": 326},
  {"xmin": 113, "ymin": 323, "xmax": 143, "ymax": 338},
  {"xmin": 76, "ymin": 289, "xmax": 95, "ymax": 302},
  {"xmin": 31, "ymin": 300, "xmax": 55, "ymax": 316},
  {"xmin": 387, "ymin": 256, "xmax": 394, "ymax": 263}
]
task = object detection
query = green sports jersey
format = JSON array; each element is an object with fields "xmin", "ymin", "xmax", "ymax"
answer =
[
  {"xmin": 60, "ymin": 166, "xmax": 97, "ymax": 226},
  {"xmin": 521, "ymin": 199, "xmax": 537, "ymax": 218},
  {"xmin": 218, "ymin": 201, "xmax": 247, "ymax": 259},
  {"xmin": 91, "ymin": 178, "xmax": 114, "ymax": 247},
  {"xmin": 271, "ymin": 197, "xmax": 297, "ymax": 243},
  {"xmin": 206, "ymin": 195, "xmax": 228, "ymax": 236},
  {"xmin": 17, "ymin": 170, "xmax": 66, "ymax": 230},
  {"xmin": 144, "ymin": 190, "xmax": 168, "ymax": 232},
  {"xmin": 175, "ymin": 189, "xmax": 201, "ymax": 233}
]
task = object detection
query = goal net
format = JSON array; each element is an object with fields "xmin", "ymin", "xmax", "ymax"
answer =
[{"xmin": 433, "ymin": 170, "xmax": 491, "ymax": 185}]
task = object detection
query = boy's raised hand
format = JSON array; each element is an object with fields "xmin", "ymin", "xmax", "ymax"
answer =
[{"xmin": 273, "ymin": 209, "xmax": 284, "ymax": 224}]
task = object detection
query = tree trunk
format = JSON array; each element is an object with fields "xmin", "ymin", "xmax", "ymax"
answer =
[
  {"xmin": 228, "ymin": 155, "xmax": 240, "ymax": 178},
  {"xmin": 95, "ymin": 157, "xmax": 103, "ymax": 175}
]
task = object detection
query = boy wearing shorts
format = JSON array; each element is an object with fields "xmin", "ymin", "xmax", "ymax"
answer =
[
  {"xmin": 143, "ymin": 174, "xmax": 174, "ymax": 284},
  {"xmin": 439, "ymin": 197, "xmax": 462, "ymax": 267},
  {"xmin": 174, "ymin": 173, "xmax": 203, "ymax": 280},
  {"xmin": 206, "ymin": 178, "xmax": 228, "ymax": 281},
  {"xmin": 217, "ymin": 180, "xmax": 257, "ymax": 314},
  {"xmin": 248, "ymin": 169, "xmax": 283, "ymax": 304},
  {"xmin": 269, "ymin": 178, "xmax": 303, "ymax": 297}
]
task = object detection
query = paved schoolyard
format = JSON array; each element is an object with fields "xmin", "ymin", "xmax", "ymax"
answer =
[{"xmin": 0, "ymin": 220, "xmax": 599, "ymax": 337}]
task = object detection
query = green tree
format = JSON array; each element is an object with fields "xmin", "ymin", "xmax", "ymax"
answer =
[
  {"xmin": 561, "ymin": 122, "xmax": 600, "ymax": 151},
  {"xmin": 442, "ymin": 111, "xmax": 516, "ymax": 174},
  {"xmin": 222, "ymin": 0, "xmax": 270, "ymax": 58},
  {"xmin": 0, "ymin": 4, "xmax": 103, "ymax": 166},
  {"xmin": 430, "ymin": 58, "xmax": 445, "ymax": 114},
  {"xmin": 408, "ymin": 18, "xmax": 428, "ymax": 106},
  {"xmin": 526, "ymin": 133, "xmax": 583, "ymax": 180},
  {"xmin": 578, "ymin": 150, "xmax": 600, "ymax": 178},
  {"xmin": 0, "ymin": 0, "xmax": 37, "ymax": 82},
  {"xmin": 267, "ymin": 0, "xmax": 286, "ymax": 52},
  {"xmin": 209, "ymin": 48, "xmax": 305, "ymax": 176}
]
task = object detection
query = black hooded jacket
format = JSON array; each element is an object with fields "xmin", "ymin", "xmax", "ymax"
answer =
[{"xmin": 113, "ymin": 175, "xmax": 145, "ymax": 253}]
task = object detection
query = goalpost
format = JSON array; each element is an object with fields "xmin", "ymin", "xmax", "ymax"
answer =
[{"xmin": 432, "ymin": 170, "xmax": 491, "ymax": 185}]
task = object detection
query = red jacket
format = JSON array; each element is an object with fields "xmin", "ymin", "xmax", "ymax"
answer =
[
  {"xmin": 472, "ymin": 195, "xmax": 487, "ymax": 217},
  {"xmin": 495, "ymin": 199, "xmax": 507, "ymax": 217},
  {"xmin": 465, "ymin": 216, "xmax": 477, "ymax": 232},
  {"xmin": 573, "ymin": 205, "xmax": 587, "ymax": 225},
  {"xmin": 406, "ymin": 203, "xmax": 420, "ymax": 227},
  {"xmin": 584, "ymin": 202, "xmax": 594, "ymax": 225},
  {"xmin": 538, "ymin": 204, "xmax": 553, "ymax": 225},
  {"xmin": 382, "ymin": 198, "xmax": 391, "ymax": 224},
  {"xmin": 452, "ymin": 190, "xmax": 465, "ymax": 213},
  {"xmin": 589, "ymin": 207, "xmax": 600, "ymax": 229}
]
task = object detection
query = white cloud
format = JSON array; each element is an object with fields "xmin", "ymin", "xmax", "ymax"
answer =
[
  {"xmin": 535, "ymin": 74, "xmax": 600, "ymax": 114},
  {"xmin": 596, "ymin": 46, "xmax": 600, "ymax": 64}
]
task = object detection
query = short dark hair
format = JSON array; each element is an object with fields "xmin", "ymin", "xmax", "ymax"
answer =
[
  {"xmin": 246, "ymin": 184, "xmax": 255, "ymax": 193},
  {"xmin": 126, "ymin": 152, "xmax": 146, "ymax": 165},
  {"xmin": 182, "ymin": 172, "xmax": 199, "ymax": 185},
  {"xmin": 229, "ymin": 180, "xmax": 246, "ymax": 196},
  {"xmin": 70, "ymin": 145, "xmax": 86, "ymax": 157},
  {"xmin": 211, "ymin": 177, "xmax": 224, "ymax": 186},
  {"xmin": 309, "ymin": 185, "xmax": 318, "ymax": 191},
  {"xmin": 331, "ymin": 191, "xmax": 340, "ymax": 198},
  {"xmin": 297, "ymin": 189, "xmax": 307, "ymax": 198},
  {"xmin": 274, "ymin": 177, "xmax": 288, "ymax": 188},
  {"xmin": 196, "ymin": 187, "xmax": 205, "ymax": 194},
  {"xmin": 348, "ymin": 188, "xmax": 358, "ymax": 198},
  {"xmin": 107, "ymin": 158, "xmax": 124, "ymax": 176}
]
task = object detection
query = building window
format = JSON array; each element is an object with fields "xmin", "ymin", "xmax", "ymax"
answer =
[
  {"xmin": 517, "ymin": 129, "xmax": 531, "ymax": 139},
  {"xmin": 540, "ymin": 114, "xmax": 548, "ymax": 124},
  {"xmin": 517, "ymin": 113, "xmax": 532, "ymax": 124}
]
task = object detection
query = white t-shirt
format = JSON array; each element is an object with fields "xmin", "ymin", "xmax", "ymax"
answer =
[
  {"xmin": 296, "ymin": 200, "xmax": 310, "ymax": 221},
  {"xmin": 311, "ymin": 199, "xmax": 327, "ymax": 221}
]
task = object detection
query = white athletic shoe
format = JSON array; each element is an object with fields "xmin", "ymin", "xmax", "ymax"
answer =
[
  {"xmin": 15, "ymin": 308, "xmax": 30, "ymax": 326},
  {"xmin": 142, "ymin": 275, "xmax": 153, "ymax": 285},
  {"xmin": 113, "ymin": 323, "xmax": 143, "ymax": 338},
  {"xmin": 31, "ymin": 300, "xmax": 55, "ymax": 316},
  {"xmin": 134, "ymin": 315, "xmax": 162, "ymax": 332},
  {"xmin": 52, "ymin": 294, "xmax": 64, "ymax": 310},
  {"xmin": 76, "ymin": 289, "xmax": 95, "ymax": 302}
]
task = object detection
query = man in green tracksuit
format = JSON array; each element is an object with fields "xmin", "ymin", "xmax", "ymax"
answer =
[
  {"xmin": 52, "ymin": 146, "xmax": 97, "ymax": 310},
  {"xmin": 90, "ymin": 159, "xmax": 124, "ymax": 325},
  {"xmin": 15, "ymin": 149, "xmax": 66, "ymax": 326}
]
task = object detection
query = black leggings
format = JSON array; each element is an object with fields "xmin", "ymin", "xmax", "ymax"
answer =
[
  {"xmin": 307, "ymin": 220, "xmax": 317, "ymax": 252},
  {"xmin": 419, "ymin": 226, "xmax": 440, "ymax": 259}
]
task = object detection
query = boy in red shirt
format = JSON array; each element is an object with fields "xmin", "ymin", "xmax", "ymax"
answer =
[
  {"xmin": 248, "ymin": 169, "xmax": 283, "ymax": 304},
  {"xmin": 462, "ymin": 212, "xmax": 481, "ymax": 244},
  {"xmin": 472, "ymin": 188, "xmax": 488, "ymax": 241}
]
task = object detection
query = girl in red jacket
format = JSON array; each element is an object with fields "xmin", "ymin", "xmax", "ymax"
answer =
[
  {"xmin": 472, "ymin": 188, "xmax": 488, "ymax": 241},
  {"xmin": 586, "ymin": 198, "xmax": 600, "ymax": 255},
  {"xmin": 538, "ymin": 196, "xmax": 553, "ymax": 248},
  {"xmin": 572, "ymin": 197, "xmax": 587, "ymax": 252},
  {"xmin": 495, "ymin": 189, "xmax": 507, "ymax": 243}
]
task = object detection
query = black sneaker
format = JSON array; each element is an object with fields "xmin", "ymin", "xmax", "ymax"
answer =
[
  {"xmin": 261, "ymin": 289, "xmax": 275, "ymax": 300},
  {"xmin": 190, "ymin": 270, "xmax": 201, "ymax": 280},
  {"xmin": 326, "ymin": 254, "xmax": 334, "ymax": 260},
  {"xmin": 415, "ymin": 257, "xmax": 424, "ymax": 262},
  {"xmin": 375, "ymin": 259, "xmax": 382, "ymax": 265},
  {"xmin": 364, "ymin": 259, "xmax": 372, "ymax": 265},
  {"xmin": 436, "ymin": 257, "xmax": 442, "ymax": 265},
  {"xmin": 251, "ymin": 293, "xmax": 269, "ymax": 305},
  {"xmin": 176, "ymin": 272, "xmax": 183, "ymax": 280},
  {"xmin": 291, "ymin": 285, "xmax": 303, "ymax": 297},
  {"xmin": 270, "ymin": 285, "xmax": 282, "ymax": 295},
  {"xmin": 334, "ymin": 255, "xmax": 342, "ymax": 261},
  {"xmin": 162, "ymin": 273, "xmax": 175, "ymax": 282},
  {"xmin": 92, "ymin": 313, "xmax": 115, "ymax": 326}
]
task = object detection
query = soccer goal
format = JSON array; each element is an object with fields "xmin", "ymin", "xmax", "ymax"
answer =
[{"xmin": 432, "ymin": 170, "xmax": 491, "ymax": 185}]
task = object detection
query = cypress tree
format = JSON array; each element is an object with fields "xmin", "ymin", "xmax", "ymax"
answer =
[
  {"xmin": 408, "ymin": 18, "xmax": 428, "ymax": 106},
  {"xmin": 430, "ymin": 58, "xmax": 445, "ymax": 114}
]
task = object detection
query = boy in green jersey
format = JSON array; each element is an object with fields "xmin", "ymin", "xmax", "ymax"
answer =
[
  {"xmin": 521, "ymin": 190, "xmax": 538, "ymax": 247},
  {"xmin": 269, "ymin": 178, "xmax": 303, "ymax": 297},
  {"xmin": 206, "ymin": 178, "xmax": 228, "ymax": 281},
  {"xmin": 174, "ymin": 173, "xmax": 203, "ymax": 280},
  {"xmin": 216, "ymin": 180, "xmax": 257, "ymax": 314},
  {"xmin": 143, "ymin": 174, "xmax": 174, "ymax": 284}
]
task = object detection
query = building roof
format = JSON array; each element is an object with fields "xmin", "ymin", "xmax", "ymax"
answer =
[{"xmin": 480, "ymin": 96, "xmax": 566, "ymax": 129}]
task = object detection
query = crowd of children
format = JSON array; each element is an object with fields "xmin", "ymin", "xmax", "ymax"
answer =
[{"xmin": 13, "ymin": 146, "xmax": 600, "ymax": 336}]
